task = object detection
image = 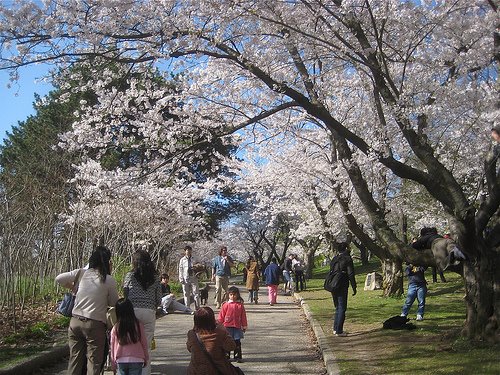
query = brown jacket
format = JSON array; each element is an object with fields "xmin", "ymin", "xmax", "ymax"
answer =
[
  {"xmin": 245, "ymin": 260, "xmax": 260, "ymax": 290},
  {"xmin": 186, "ymin": 325, "xmax": 238, "ymax": 375}
]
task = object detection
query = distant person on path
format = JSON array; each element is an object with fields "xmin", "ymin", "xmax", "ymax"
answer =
[
  {"xmin": 264, "ymin": 258, "xmax": 281, "ymax": 306},
  {"xmin": 218, "ymin": 286, "xmax": 248, "ymax": 362},
  {"xmin": 55, "ymin": 246, "xmax": 119, "ymax": 375},
  {"xmin": 244, "ymin": 255, "xmax": 260, "ymax": 304},
  {"xmin": 282, "ymin": 254, "xmax": 294, "ymax": 295},
  {"xmin": 292, "ymin": 254, "xmax": 306, "ymax": 291},
  {"xmin": 211, "ymin": 246, "xmax": 234, "ymax": 309},
  {"xmin": 160, "ymin": 273, "xmax": 193, "ymax": 314},
  {"xmin": 329, "ymin": 242, "xmax": 357, "ymax": 337},
  {"xmin": 123, "ymin": 249, "xmax": 162, "ymax": 375},
  {"xmin": 431, "ymin": 266, "xmax": 446, "ymax": 283},
  {"xmin": 401, "ymin": 264, "xmax": 427, "ymax": 321},
  {"xmin": 186, "ymin": 306, "xmax": 240, "ymax": 375},
  {"xmin": 110, "ymin": 298, "xmax": 149, "ymax": 375},
  {"xmin": 179, "ymin": 245, "xmax": 201, "ymax": 310}
]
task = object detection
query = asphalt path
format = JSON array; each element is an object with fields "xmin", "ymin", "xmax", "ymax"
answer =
[{"xmin": 40, "ymin": 285, "xmax": 326, "ymax": 375}]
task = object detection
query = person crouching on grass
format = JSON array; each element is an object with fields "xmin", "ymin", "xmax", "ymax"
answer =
[{"xmin": 218, "ymin": 286, "xmax": 248, "ymax": 363}]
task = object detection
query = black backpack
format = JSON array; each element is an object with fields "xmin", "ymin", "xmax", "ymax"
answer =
[
  {"xmin": 323, "ymin": 257, "xmax": 345, "ymax": 293},
  {"xmin": 382, "ymin": 315, "xmax": 417, "ymax": 330}
]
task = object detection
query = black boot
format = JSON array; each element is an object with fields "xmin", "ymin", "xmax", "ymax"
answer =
[{"xmin": 234, "ymin": 341, "xmax": 243, "ymax": 363}]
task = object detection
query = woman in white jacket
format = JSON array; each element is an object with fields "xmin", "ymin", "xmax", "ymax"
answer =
[{"xmin": 55, "ymin": 246, "xmax": 119, "ymax": 375}]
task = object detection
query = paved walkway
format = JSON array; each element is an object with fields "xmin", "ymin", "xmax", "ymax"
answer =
[
  {"xmin": 33, "ymin": 285, "xmax": 327, "ymax": 375},
  {"xmin": 144, "ymin": 289, "xmax": 326, "ymax": 374}
]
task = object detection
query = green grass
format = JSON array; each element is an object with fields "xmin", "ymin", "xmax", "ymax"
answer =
[
  {"xmin": 302, "ymin": 261, "xmax": 500, "ymax": 375},
  {"xmin": 0, "ymin": 319, "xmax": 67, "ymax": 369},
  {"xmin": 0, "ymin": 346, "xmax": 52, "ymax": 369}
]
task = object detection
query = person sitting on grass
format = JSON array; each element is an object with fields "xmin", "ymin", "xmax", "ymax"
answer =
[{"xmin": 160, "ymin": 273, "xmax": 193, "ymax": 315}]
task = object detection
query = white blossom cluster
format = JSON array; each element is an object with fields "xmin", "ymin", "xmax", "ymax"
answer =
[{"xmin": 0, "ymin": 0, "xmax": 496, "ymax": 247}]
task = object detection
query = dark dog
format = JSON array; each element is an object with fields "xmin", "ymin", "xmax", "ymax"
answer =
[
  {"xmin": 199, "ymin": 283, "xmax": 210, "ymax": 305},
  {"xmin": 383, "ymin": 315, "xmax": 416, "ymax": 330}
]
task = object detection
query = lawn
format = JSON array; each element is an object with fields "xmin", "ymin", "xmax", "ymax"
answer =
[{"xmin": 301, "ymin": 261, "xmax": 499, "ymax": 375}]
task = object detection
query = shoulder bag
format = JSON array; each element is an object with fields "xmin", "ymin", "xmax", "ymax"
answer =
[
  {"xmin": 194, "ymin": 333, "xmax": 244, "ymax": 375},
  {"xmin": 57, "ymin": 269, "xmax": 83, "ymax": 317}
]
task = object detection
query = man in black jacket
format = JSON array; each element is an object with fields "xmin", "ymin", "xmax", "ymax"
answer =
[{"xmin": 329, "ymin": 242, "xmax": 357, "ymax": 337}]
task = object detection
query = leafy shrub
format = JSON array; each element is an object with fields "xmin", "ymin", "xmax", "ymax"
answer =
[{"xmin": 23, "ymin": 322, "xmax": 50, "ymax": 339}]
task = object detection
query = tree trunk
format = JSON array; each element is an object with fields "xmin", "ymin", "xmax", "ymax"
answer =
[
  {"xmin": 462, "ymin": 246, "xmax": 500, "ymax": 342},
  {"xmin": 352, "ymin": 239, "xmax": 369, "ymax": 265},
  {"xmin": 305, "ymin": 251, "xmax": 315, "ymax": 279},
  {"xmin": 381, "ymin": 258, "xmax": 404, "ymax": 297}
]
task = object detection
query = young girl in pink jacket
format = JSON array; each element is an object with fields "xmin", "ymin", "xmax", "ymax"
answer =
[
  {"xmin": 110, "ymin": 298, "xmax": 149, "ymax": 375},
  {"xmin": 218, "ymin": 286, "xmax": 248, "ymax": 362}
]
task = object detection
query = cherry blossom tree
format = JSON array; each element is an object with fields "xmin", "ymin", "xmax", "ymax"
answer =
[
  {"xmin": 0, "ymin": 0, "xmax": 498, "ymax": 340},
  {"xmin": 235, "ymin": 123, "xmax": 411, "ymax": 291}
]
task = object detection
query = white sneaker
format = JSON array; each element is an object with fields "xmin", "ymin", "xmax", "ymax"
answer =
[
  {"xmin": 335, "ymin": 332, "xmax": 348, "ymax": 337},
  {"xmin": 416, "ymin": 315, "xmax": 424, "ymax": 321},
  {"xmin": 400, "ymin": 313, "xmax": 406, "ymax": 317}
]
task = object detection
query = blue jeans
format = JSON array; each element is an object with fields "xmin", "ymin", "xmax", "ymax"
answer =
[
  {"xmin": 282, "ymin": 270, "xmax": 294, "ymax": 293},
  {"xmin": 117, "ymin": 362, "xmax": 143, "ymax": 375},
  {"xmin": 248, "ymin": 289, "xmax": 258, "ymax": 302},
  {"xmin": 401, "ymin": 282, "xmax": 427, "ymax": 316},
  {"xmin": 332, "ymin": 287, "xmax": 348, "ymax": 334}
]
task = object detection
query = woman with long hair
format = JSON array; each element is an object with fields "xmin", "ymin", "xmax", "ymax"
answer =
[
  {"xmin": 186, "ymin": 306, "xmax": 240, "ymax": 375},
  {"xmin": 110, "ymin": 298, "xmax": 149, "ymax": 375},
  {"xmin": 56, "ymin": 246, "xmax": 119, "ymax": 375},
  {"xmin": 123, "ymin": 249, "xmax": 162, "ymax": 375}
]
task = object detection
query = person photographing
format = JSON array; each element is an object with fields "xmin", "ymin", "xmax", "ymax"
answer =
[{"xmin": 212, "ymin": 246, "xmax": 234, "ymax": 309}]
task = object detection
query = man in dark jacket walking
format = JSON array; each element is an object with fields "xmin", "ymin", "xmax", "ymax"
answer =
[{"xmin": 329, "ymin": 242, "xmax": 357, "ymax": 337}]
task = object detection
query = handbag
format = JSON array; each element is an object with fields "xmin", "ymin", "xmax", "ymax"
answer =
[
  {"xmin": 194, "ymin": 333, "xmax": 245, "ymax": 375},
  {"xmin": 57, "ymin": 269, "xmax": 83, "ymax": 317}
]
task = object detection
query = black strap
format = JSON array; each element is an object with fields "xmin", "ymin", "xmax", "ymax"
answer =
[
  {"xmin": 72, "ymin": 269, "xmax": 83, "ymax": 294},
  {"xmin": 194, "ymin": 332, "xmax": 224, "ymax": 375},
  {"xmin": 330, "ymin": 257, "xmax": 346, "ymax": 278},
  {"xmin": 330, "ymin": 257, "xmax": 340, "ymax": 273}
]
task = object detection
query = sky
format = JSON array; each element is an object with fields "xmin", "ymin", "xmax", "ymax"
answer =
[{"xmin": 0, "ymin": 64, "xmax": 53, "ymax": 142}]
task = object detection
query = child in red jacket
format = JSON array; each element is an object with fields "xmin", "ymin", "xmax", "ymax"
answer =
[{"xmin": 218, "ymin": 286, "xmax": 248, "ymax": 362}]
